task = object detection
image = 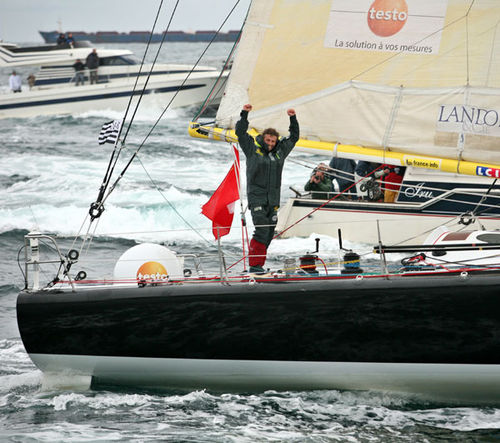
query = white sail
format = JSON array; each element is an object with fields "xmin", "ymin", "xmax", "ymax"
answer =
[{"xmin": 216, "ymin": 0, "xmax": 500, "ymax": 165}]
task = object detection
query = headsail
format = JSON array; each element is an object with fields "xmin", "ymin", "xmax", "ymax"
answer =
[{"xmin": 194, "ymin": 0, "xmax": 500, "ymax": 176}]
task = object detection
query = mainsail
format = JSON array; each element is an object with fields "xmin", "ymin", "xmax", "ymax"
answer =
[{"xmin": 191, "ymin": 0, "xmax": 500, "ymax": 177}]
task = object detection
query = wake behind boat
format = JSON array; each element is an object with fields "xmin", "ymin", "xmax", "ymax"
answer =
[{"xmin": 0, "ymin": 40, "xmax": 228, "ymax": 118}]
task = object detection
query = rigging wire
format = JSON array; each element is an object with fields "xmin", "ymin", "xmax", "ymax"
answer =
[
  {"xmin": 121, "ymin": 0, "xmax": 180, "ymax": 143},
  {"xmin": 98, "ymin": 0, "xmax": 243, "ymax": 210},
  {"xmin": 79, "ymin": 0, "xmax": 243, "ymax": 256},
  {"xmin": 273, "ymin": 165, "xmax": 385, "ymax": 240},
  {"xmin": 192, "ymin": 27, "xmax": 242, "ymax": 121},
  {"xmin": 90, "ymin": 0, "xmax": 168, "ymax": 219},
  {"xmin": 134, "ymin": 155, "xmax": 214, "ymax": 247}
]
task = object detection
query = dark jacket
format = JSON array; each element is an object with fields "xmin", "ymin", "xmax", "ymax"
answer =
[
  {"xmin": 73, "ymin": 61, "xmax": 85, "ymax": 72},
  {"xmin": 329, "ymin": 157, "xmax": 356, "ymax": 192},
  {"xmin": 236, "ymin": 110, "xmax": 299, "ymax": 208},
  {"xmin": 86, "ymin": 52, "xmax": 99, "ymax": 69},
  {"xmin": 355, "ymin": 161, "xmax": 381, "ymax": 177}
]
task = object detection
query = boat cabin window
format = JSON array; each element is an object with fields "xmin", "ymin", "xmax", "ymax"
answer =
[
  {"xmin": 100, "ymin": 55, "xmax": 139, "ymax": 66},
  {"xmin": 476, "ymin": 233, "xmax": 500, "ymax": 243}
]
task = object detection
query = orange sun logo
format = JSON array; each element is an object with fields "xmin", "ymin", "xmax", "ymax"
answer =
[
  {"xmin": 367, "ymin": 0, "xmax": 408, "ymax": 37},
  {"xmin": 136, "ymin": 261, "xmax": 168, "ymax": 280}
]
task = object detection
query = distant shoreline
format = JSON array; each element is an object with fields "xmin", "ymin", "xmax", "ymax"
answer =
[{"xmin": 39, "ymin": 30, "xmax": 240, "ymax": 44}]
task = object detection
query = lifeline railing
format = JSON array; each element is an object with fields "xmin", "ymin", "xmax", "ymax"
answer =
[{"xmin": 23, "ymin": 232, "xmax": 76, "ymax": 291}]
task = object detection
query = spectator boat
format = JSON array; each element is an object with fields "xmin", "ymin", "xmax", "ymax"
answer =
[{"xmin": 0, "ymin": 40, "xmax": 228, "ymax": 118}]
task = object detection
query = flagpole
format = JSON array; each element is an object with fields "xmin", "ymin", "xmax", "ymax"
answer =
[
  {"xmin": 216, "ymin": 227, "xmax": 228, "ymax": 284},
  {"xmin": 232, "ymin": 144, "xmax": 249, "ymax": 271}
]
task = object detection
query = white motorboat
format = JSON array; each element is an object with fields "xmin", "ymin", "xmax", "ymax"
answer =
[{"xmin": 0, "ymin": 41, "xmax": 228, "ymax": 118}]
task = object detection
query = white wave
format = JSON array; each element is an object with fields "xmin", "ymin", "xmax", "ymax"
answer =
[
  {"xmin": 0, "ymin": 371, "xmax": 42, "ymax": 395},
  {"xmin": 76, "ymin": 106, "xmax": 180, "ymax": 122},
  {"xmin": 50, "ymin": 391, "xmax": 155, "ymax": 411},
  {"xmin": 404, "ymin": 407, "xmax": 500, "ymax": 431},
  {"xmin": 0, "ymin": 339, "xmax": 32, "ymax": 365}
]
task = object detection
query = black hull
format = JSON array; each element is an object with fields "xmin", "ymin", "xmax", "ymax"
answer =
[{"xmin": 16, "ymin": 272, "xmax": 500, "ymax": 399}]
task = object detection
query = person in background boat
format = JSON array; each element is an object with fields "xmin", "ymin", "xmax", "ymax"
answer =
[
  {"xmin": 236, "ymin": 103, "xmax": 299, "ymax": 274},
  {"xmin": 56, "ymin": 33, "xmax": 66, "ymax": 45},
  {"xmin": 73, "ymin": 59, "xmax": 85, "ymax": 86},
  {"xmin": 304, "ymin": 163, "xmax": 332, "ymax": 199},
  {"xmin": 355, "ymin": 161, "xmax": 383, "ymax": 201},
  {"xmin": 380, "ymin": 164, "xmax": 405, "ymax": 203},
  {"xmin": 329, "ymin": 157, "xmax": 357, "ymax": 199},
  {"xmin": 27, "ymin": 74, "xmax": 36, "ymax": 90},
  {"xmin": 66, "ymin": 33, "xmax": 75, "ymax": 48},
  {"xmin": 86, "ymin": 49, "xmax": 100, "ymax": 85},
  {"xmin": 355, "ymin": 161, "xmax": 380, "ymax": 178},
  {"xmin": 9, "ymin": 71, "xmax": 22, "ymax": 93}
]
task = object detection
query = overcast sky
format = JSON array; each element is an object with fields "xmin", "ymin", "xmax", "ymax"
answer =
[{"xmin": 1, "ymin": 0, "xmax": 251, "ymax": 43}]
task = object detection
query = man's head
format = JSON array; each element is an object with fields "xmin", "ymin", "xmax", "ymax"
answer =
[
  {"xmin": 12, "ymin": 70, "xmax": 16, "ymax": 75},
  {"xmin": 262, "ymin": 128, "xmax": 279, "ymax": 150},
  {"xmin": 313, "ymin": 163, "xmax": 328, "ymax": 182}
]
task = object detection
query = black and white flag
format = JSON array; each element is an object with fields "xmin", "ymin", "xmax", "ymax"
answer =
[{"xmin": 98, "ymin": 120, "xmax": 122, "ymax": 145}]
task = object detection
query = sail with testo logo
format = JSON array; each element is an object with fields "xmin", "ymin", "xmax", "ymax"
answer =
[{"xmin": 190, "ymin": 0, "xmax": 500, "ymax": 244}]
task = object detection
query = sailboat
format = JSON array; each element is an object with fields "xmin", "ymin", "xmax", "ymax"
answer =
[
  {"xmin": 190, "ymin": 0, "xmax": 500, "ymax": 245},
  {"xmin": 15, "ymin": 0, "xmax": 500, "ymax": 403}
]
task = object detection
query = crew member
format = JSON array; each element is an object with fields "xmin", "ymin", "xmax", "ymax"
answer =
[
  {"xmin": 381, "ymin": 164, "xmax": 404, "ymax": 202},
  {"xmin": 305, "ymin": 163, "xmax": 332, "ymax": 199},
  {"xmin": 236, "ymin": 104, "xmax": 299, "ymax": 274}
]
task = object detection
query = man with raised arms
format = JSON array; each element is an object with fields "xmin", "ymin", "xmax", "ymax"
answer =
[{"xmin": 236, "ymin": 104, "xmax": 299, "ymax": 274}]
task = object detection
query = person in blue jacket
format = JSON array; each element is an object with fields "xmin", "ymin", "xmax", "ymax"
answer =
[{"xmin": 329, "ymin": 157, "xmax": 357, "ymax": 198}]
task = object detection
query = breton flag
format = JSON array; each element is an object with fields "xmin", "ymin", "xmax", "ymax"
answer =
[
  {"xmin": 201, "ymin": 145, "xmax": 241, "ymax": 240},
  {"xmin": 98, "ymin": 120, "xmax": 122, "ymax": 145}
]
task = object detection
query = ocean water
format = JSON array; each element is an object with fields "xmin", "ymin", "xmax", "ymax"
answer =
[{"xmin": 1, "ymin": 41, "xmax": 500, "ymax": 442}]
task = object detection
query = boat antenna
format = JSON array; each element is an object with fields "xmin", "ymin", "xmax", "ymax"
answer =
[{"xmin": 338, "ymin": 228, "xmax": 345, "ymax": 251}]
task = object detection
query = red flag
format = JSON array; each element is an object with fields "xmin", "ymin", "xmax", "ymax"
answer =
[{"xmin": 201, "ymin": 146, "xmax": 241, "ymax": 239}]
